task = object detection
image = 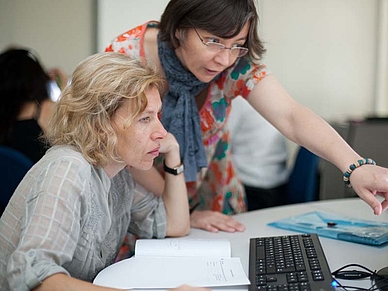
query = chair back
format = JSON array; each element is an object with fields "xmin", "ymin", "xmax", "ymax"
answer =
[
  {"xmin": 0, "ymin": 146, "xmax": 33, "ymax": 212},
  {"xmin": 287, "ymin": 147, "xmax": 320, "ymax": 204}
]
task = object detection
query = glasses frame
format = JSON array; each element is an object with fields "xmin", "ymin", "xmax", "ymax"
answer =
[{"xmin": 192, "ymin": 27, "xmax": 249, "ymax": 58}]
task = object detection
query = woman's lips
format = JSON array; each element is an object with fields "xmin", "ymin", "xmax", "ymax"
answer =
[
  {"xmin": 206, "ymin": 68, "xmax": 220, "ymax": 76},
  {"xmin": 148, "ymin": 147, "xmax": 160, "ymax": 157}
]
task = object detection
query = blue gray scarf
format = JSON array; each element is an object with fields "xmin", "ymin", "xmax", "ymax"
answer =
[{"xmin": 158, "ymin": 38, "xmax": 208, "ymax": 182}]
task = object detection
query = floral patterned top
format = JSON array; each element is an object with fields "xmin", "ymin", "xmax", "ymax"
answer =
[{"xmin": 106, "ymin": 21, "xmax": 269, "ymax": 215}]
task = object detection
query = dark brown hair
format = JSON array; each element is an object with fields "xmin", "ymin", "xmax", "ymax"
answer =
[{"xmin": 159, "ymin": 0, "xmax": 266, "ymax": 61}]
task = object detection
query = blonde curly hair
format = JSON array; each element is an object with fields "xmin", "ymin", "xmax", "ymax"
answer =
[{"xmin": 46, "ymin": 52, "xmax": 166, "ymax": 167}]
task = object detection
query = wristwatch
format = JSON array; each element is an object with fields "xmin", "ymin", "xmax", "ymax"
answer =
[{"xmin": 164, "ymin": 160, "xmax": 184, "ymax": 175}]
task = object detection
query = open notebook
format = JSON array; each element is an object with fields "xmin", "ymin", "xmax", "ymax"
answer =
[{"xmin": 94, "ymin": 238, "xmax": 249, "ymax": 289}]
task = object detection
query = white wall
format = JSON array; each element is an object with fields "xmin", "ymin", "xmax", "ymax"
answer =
[
  {"xmin": 0, "ymin": 0, "xmax": 95, "ymax": 75},
  {"xmin": 375, "ymin": 0, "xmax": 388, "ymax": 115},
  {"xmin": 1, "ymin": 0, "xmax": 386, "ymax": 121},
  {"xmin": 259, "ymin": 0, "xmax": 379, "ymax": 121},
  {"xmin": 97, "ymin": 0, "xmax": 170, "ymax": 52},
  {"xmin": 97, "ymin": 0, "xmax": 384, "ymax": 122}
]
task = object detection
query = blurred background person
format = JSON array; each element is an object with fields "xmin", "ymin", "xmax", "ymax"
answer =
[
  {"xmin": 229, "ymin": 96, "xmax": 290, "ymax": 210},
  {"xmin": 0, "ymin": 48, "xmax": 65, "ymax": 163}
]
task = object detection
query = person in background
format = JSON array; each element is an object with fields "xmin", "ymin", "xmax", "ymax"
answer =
[
  {"xmin": 229, "ymin": 96, "xmax": 289, "ymax": 211},
  {"xmin": 106, "ymin": 0, "xmax": 388, "ymax": 234},
  {"xmin": 0, "ymin": 52, "xmax": 205, "ymax": 291},
  {"xmin": 0, "ymin": 48, "xmax": 66, "ymax": 163}
]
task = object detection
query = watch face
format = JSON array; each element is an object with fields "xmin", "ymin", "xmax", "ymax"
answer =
[{"xmin": 176, "ymin": 164, "xmax": 184, "ymax": 174}]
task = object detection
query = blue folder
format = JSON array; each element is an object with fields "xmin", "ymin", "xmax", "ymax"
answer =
[{"xmin": 268, "ymin": 211, "xmax": 388, "ymax": 246}]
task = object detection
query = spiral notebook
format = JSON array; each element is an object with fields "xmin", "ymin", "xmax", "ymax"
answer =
[{"xmin": 268, "ymin": 211, "xmax": 388, "ymax": 246}]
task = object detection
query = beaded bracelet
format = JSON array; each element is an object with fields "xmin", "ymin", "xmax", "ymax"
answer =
[{"xmin": 343, "ymin": 158, "xmax": 376, "ymax": 187}]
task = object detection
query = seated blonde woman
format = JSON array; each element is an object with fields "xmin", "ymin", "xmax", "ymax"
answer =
[{"xmin": 0, "ymin": 52, "xmax": 208, "ymax": 291}]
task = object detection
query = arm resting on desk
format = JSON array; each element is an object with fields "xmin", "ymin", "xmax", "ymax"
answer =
[{"xmin": 35, "ymin": 273, "xmax": 212, "ymax": 291}]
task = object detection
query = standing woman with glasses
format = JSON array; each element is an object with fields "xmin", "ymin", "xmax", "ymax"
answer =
[{"xmin": 106, "ymin": 0, "xmax": 388, "ymax": 234}]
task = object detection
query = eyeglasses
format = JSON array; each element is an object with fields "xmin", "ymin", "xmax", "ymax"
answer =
[{"xmin": 192, "ymin": 27, "xmax": 249, "ymax": 58}]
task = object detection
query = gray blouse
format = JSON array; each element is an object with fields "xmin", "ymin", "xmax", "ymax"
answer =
[{"xmin": 0, "ymin": 146, "xmax": 167, "ymax": 291}]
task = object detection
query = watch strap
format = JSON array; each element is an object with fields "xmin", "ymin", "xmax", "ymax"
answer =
[{"xmin": 163, "ymin": 160, "xmax": 184, "ymax": 175}]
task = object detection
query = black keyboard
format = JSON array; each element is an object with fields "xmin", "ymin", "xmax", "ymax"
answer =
[{"xmin": 248, "ymin": 233, "xmax": 334, "ymax": 291}]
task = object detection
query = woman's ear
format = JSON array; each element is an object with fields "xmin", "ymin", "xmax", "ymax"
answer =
[
  {"xmin": 175, "ymin": 29, "xmax": 181, "ymax": 40},
  {"xmin": 175, "ymin": 29, "xmax": 186, "ymax": 42}
]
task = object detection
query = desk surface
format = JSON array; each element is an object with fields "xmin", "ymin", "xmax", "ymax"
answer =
[{"xmin": 95, "ymin": 198, "xmax": 388, "ymax": 290}]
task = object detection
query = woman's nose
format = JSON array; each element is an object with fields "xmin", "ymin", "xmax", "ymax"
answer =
[
  {"xmin": 153, "ymin": 119, "xmax": 168, "ymax": 140},
  {"xmin": 214, "ymin": 49, "xmax": 234, "ymax": 67}
]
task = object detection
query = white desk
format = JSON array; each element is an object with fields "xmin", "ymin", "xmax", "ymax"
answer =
[{"xmin": 95, "ymin": 198, "xmax": 388, "ymax": 290}]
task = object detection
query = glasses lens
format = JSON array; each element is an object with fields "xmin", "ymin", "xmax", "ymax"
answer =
[
  {"xmin": 205, "ymin": 42, "xmax": 224, "ymax": 53},
  {"xmin": 233, "ymin": 48, "xmax": 249, "ymax": 57},
  {"xmin": 205, "ymin": 43, "xmax": 249, "ymax": 57}
]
